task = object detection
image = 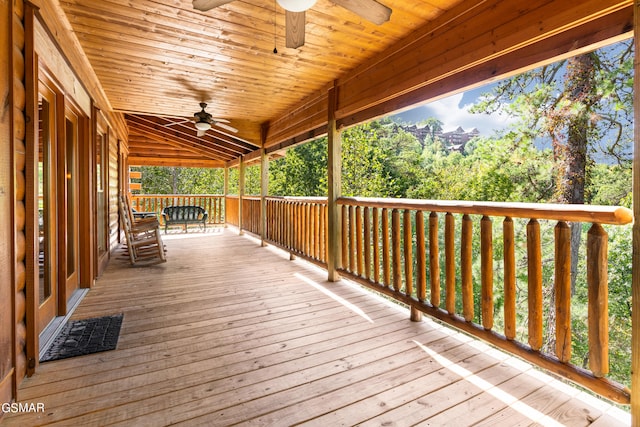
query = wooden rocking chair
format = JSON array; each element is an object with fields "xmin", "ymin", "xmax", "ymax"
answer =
[{"xmin": 119, "ymin": 194, "xmax": 166, "ymax": 266}]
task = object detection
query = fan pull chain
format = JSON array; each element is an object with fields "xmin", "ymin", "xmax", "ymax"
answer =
[{"xmin": 273, "ymin": 0, "xmax": 278, "ymax": 53}]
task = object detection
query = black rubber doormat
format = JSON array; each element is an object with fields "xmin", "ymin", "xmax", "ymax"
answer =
[{"xmin": 40, "ymin": 314, "xmax": 124, "ymax": 362}]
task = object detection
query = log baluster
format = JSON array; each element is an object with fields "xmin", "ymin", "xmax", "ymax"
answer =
[
  {"xmin": 349, "ymin": 205, "xmax": 356, "ymax": 273},
  {"xmin": 555, "ymin": 221, "xmax": 572, "ymax": 362},
  {"xmin": 373, "ymin": 208, "xmax": 380, "ymax": 284},
  {"xmin": 445, "ymin": 212, "xmax": 455, "ymax": 314},
  {"xmin": 392, "ymin": 209, "xmax": 401, "ymax": 292},
  {"xmin": 588, "ymin": 223, "xmax": 609, "ymax": 377},
  {"xmin": 415, "ymin": 211, "xmax": 426, "ymax": 303},
  {"xmin": 503, "ymin": 217, "xmax": 516, "ymax": 340},
  {"xmin": 461, "ymin": 214, "xmax": 473, "ymax": 322},
  {"xmin": 403, "ymin": 209, "xmax": 413, "ymax": 297},
  {"xmin": 316, "ymin": 203, "xmax": 322, "ymax": 260},
  {"xmin": 382, "ymin": 208, "xmax": 390, "ymax": 287},
  {"xmin": 341, "ymin": 205, "xmax": 348, "ymax": 270},
  {"xmin": 356, "ymin": 206, "xmax": 364, "ymax": 276},
  {"xmin": 364, "ymin": 207, "xmax": 371, "ymax": 280},
  {"xmin": 481, "ymin": 215, "xmax": 493, "ymax": 331},
  {"xmin": 527, "ymin": 219, "xmax": 543, "ymax": 351},
  {"xmin": 429, "ymin": 211, "xmax": 441, "ymax": 308}
]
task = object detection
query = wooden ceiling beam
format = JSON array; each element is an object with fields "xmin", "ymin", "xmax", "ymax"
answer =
[
  {"xmin": 132, "ymin": 114, "xmax": 259, "ymax": 152},
  {"xmin": 127, "ymin": 120, "xmax": 234, "ymax": 161},
  {"xmin": 264, "ymin": 0, "xmax": 632, "ymax": 146},
  {"xmin": 128, "ymin": 156, "xmax": 225, "ymax": 168},
  {"xmin": 126, "ymin": 115, "xmax": 243, "ymax": 160}
]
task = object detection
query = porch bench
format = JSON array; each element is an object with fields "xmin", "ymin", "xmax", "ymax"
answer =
[{"xmin": 161, "ymin": 205, "xmax": 208, "ymax": 233}]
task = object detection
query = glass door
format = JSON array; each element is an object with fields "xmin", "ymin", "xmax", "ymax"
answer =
[
  {"xmin": 37, "ymin": 84, "xmax": 58, "ymax": 333},
  {"xmin": 96, "ymin": 128, "xmax": 109, "ymax": 273},
  {"xmin": 62, "ymin": 109, "xmax": 80, "ymax": 300}
]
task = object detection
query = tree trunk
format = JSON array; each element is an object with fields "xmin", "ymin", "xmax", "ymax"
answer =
[{"xmin": 557, "ymin": 53, "xmax": 595, "ymax": 294}]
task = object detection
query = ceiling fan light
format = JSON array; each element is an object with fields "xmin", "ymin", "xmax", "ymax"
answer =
[
  {"xmin": 195, "ymin": 121, "xmax": 211, "ymax": 131},
  {"xmin": 276, "ymin": 0, "xmax": 316, "ymax": 12}
]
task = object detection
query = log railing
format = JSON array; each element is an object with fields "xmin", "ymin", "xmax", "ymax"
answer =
[
  {"xmin": 260, "ymin": 195, "xmax": 633, "ymax": 404},
  {"xmin": 130, "ymin": 194, "xmax": 225, "ymax": 225},
  {"xmin": 336, "ymin": 197, "xmax": 632, "ymax": 404},
  {"xmin": 243, "ymin": 196, "xmax": 262, "ymax": 235},
  {"xmin": 163, "ymin": 193, "xmax": 632, "ymax": 403},
  {"xmin": 225, "ymin": 196, "xmax": 239, "ymax": 227},
  {"xmin": 265, "ymin": 197, "xmax": 328, "ymax": 266},
  {"xmin": 224, "ymin": 196, "xmax": 261, "ymax": 234}
]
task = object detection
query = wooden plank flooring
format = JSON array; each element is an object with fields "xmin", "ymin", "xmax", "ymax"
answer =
[{"xmin": 3, "ymin": 229, "xmax": 631, "ymax": 426}]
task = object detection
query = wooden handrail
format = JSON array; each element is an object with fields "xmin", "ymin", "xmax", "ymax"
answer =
[{"xmin": 338, "ymin": 197, "xmax": 633, "ymax": 225}]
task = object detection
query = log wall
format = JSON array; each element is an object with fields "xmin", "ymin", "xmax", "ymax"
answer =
[
  {"xmin": 0, "ymin": 0, "xmax": 16, "ymax": 414},
  {"xmin": 13, "ymin": 0, "xmax": 27, "ymax": 393}
]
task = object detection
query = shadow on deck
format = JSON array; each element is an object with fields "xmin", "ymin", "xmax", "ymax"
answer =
[{"xmin": 3, "ymin": 229, "xmax": 631, "ymax": 426}]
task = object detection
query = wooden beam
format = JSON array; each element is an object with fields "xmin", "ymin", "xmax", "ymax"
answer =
[
  {"xmin": 631, "ymin": 0, "xmax": 640, "ymax": 424},
  {"xmin": 128, "ymin": 156, "xmax": 225, "ymax": 168},
  {"xmin": 260, "ymin": 149, "xmax": 268, "ymax": 247},
  {"xmin": 238, "ymin": 156, "xmax": 244, "ymax": 235},
  {"xmin": 327, "ymin": 85, "xmax": 341, "ymax": 282}
]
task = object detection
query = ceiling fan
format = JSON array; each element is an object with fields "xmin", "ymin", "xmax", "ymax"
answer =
[
  {"xmin": 165, "ymin": 102, "xmax": 238, "ymax": 136},
  {"xmin": 192, "ymin": 0, "xmax": 392, "ymax": 48}
]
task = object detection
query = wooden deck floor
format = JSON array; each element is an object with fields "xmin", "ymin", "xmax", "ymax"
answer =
[{"xmin": 3, "ymin": 229, "xmax": 631, "ymax": 426}]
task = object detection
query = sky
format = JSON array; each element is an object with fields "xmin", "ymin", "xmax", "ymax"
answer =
[{"xmin": 392, "ymin": 85, "xmax": 516, "ymax": 135}]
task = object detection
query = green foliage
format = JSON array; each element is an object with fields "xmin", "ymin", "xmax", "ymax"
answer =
[
  {"xmin": 269, "ymin": 138, "xmax": 328, "ymax": 196},
  {"xmin": 138, "ymin": 166, "xmax": 225, "ymax": 194}
]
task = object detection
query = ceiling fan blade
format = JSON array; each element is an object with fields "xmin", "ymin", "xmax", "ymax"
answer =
[
  {"xmin": 192, "ymin": 0, "xmax": 234, "ymax": 12},
  {"xmin": 213, "ymin": 122, "xmax": 238, "ymax": 133},
  {"xmin": 211, "ymin": 117, "xmax": 230, "ymax": 123},
  {"xmin": 285, "ymin": 11, "xmax": 306, "ymax": 49},
  {"xmin": 331, "ymin": 0, "xmax": 392, "ymax": 25}
]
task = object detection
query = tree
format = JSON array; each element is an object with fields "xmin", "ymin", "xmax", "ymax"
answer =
[
  {"xmin": 471, "ymin": 42, "xmax": 633, "ymax": 294},
  {"xmin": 269, "ymin": 138, "xmax": 328, "ymax": 196},
  {"xmin": 470, "ymin": 41, "xmax": 633, "ymax": 360}
]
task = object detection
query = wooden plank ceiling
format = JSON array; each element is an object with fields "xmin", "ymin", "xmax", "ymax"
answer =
[
  {"xmin": 56, "ymin": 0, "xmax": 633, "ymax": 167},
  {"xmin": 56, "ymin": 0, "xmax": 463, "ymax": 166}
]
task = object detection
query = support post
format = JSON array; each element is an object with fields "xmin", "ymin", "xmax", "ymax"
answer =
[
  {"xmin": 327, "ymin": 85, "xmax": 342, "ymax": 282},
  {"xmin": 260, "ymin": 148, "xmax": 269, "ymax": 247},
  {"xmin": 223, "ymin": 166, "xmax": 228, "ymax": 227},
  {"xmin": 238, "ymin": 156, "xmax": 245, "ymax": 235},
  {"xmin": 631, "ymin": 1, "xmax": 640, "ymax": 423}
]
